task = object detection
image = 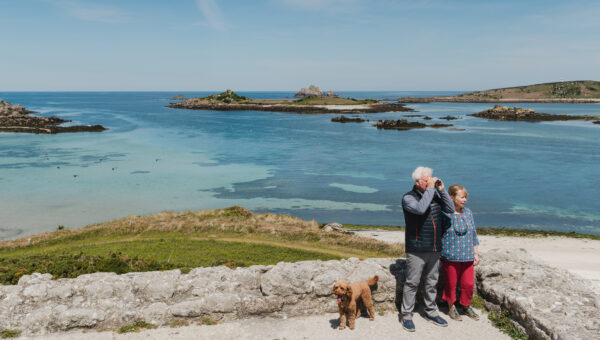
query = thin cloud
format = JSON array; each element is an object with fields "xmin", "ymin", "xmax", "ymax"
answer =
[
  {"xmin": 195, "ymin": 0, "xmax": 226, "ymax": 32},
  {"xmin": 47, "ymin": 0, "xmax": 128, "ymax": 23}
]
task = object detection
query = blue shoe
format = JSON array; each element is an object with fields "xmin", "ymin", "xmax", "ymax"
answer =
[
  {"xmin": 402, "ymin": 319, "xmax": 415, "ymax": 332},
  {"xmin": 426, "ymin": 315, "xmax": 448, "ymax": 327}
]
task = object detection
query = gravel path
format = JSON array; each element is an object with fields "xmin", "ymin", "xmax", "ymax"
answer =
[{"xmin": 22, "ymin": 311, "xmax": 509, "ymax": 340}]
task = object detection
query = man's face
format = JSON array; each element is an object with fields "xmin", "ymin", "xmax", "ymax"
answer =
[{"xmin": 415, "ymin": 173, "xmax": 431, "ymax": 193}]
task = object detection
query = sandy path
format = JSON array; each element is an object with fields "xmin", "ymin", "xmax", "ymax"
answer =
[
  {"xmin": 353, "ymin": 230, "xmax": 600, "ymax": 293},
  {"xmin": 22, "ymin": 312, "xmax": 509, "ymax": 340}
]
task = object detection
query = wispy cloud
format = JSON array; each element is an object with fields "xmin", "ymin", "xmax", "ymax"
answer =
[
  {"xmin": 47, "ymin": 0, "xmax": 128, "ymax": 23},
  {"xmin": 195, "ymin": 0, "xmax": 226, "ymax": 32}
]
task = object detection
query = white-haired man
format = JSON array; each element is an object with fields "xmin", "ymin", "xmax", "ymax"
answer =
[{"xmin": 400, "ymin": 166, "xmax": 455, "ymax": 332}]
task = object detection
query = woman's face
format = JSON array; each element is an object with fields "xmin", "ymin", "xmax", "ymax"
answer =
[{"xmin": 452, "ymin": 190, "xmax": 468, "ymax": 211}]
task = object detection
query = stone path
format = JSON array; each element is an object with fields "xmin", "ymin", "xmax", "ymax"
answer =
[{"xmin": 23, "ymin": 311, "xmax": 509, "ymax": 340}]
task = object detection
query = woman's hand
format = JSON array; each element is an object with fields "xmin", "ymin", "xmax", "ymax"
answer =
[{"xmin": 474, "ymin": 253, "xmax": 480, "ymax": 266}]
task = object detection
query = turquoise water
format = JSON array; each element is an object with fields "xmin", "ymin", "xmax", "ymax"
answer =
[{"xmin": 0, "ymin": 91, "xmax": 599, "ymax": 239}]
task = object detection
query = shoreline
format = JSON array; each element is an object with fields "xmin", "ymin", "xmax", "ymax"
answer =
[{"xmin": 166, "ymin": 101, "xmax": 413, "ymax": 114}]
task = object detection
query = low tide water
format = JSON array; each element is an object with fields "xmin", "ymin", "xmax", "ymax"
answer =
[{"xmin": 0, "ymin": 91, "xmax": 599, "ymax": 239}]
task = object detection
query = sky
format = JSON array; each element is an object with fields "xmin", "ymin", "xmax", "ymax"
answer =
[{"xmin": 1, "ymin": 0, "xmax": 599, "ymax": 91}]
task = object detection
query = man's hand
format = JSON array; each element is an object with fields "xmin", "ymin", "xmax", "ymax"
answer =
[
  {"xmin": 436, "ymin": 179, "xmax": 445, "ymax": 190},
  {"xmin": 427, "ymin": 177, "xmax": 438, "ymax": 188}
]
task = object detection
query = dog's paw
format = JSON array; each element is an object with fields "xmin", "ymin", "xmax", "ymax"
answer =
[
  {"xmin": 349, "ymin": 326, "xmax": 355, "ymax": 330},
  {"xmin": 338, "ymin": 326, "xmax": 345, "ymax": 330},
  {"xmin": 369, "ymin": 317, "xmax": 374, "ymax": 321}
]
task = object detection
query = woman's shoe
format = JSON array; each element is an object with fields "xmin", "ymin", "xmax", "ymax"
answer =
[
  {"xmin": 465, "ymin": 306, "xmax": 480, "ymax": 320},
  {"xmin": 448, "ymin": 306, "xmax": 462, "ymax": 321}
]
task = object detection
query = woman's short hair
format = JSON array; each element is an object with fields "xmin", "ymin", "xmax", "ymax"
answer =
[
  {"xmin": 448, "ymin": 184, "xmax": 468, "ymax": 198},
  {"xmin": 411, "ymin": 166, "xmax": 433, "ymax": 182}
]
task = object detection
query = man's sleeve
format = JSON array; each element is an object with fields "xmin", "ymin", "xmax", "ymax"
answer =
[
  {"xmin": 437, "ymin": 189, "xmax": 456, "ymax": 213},
  {"xmin": 402, "ymin": 188, "xmax": 435, "ymax": 215}
]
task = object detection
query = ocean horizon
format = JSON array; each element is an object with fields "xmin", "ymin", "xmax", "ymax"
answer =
[{"xmin": 1, "ymin": 91, "xmax": 599, "ymax": 239}]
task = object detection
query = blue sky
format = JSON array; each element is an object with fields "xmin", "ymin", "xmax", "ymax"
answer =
[{"xmin": 1, "ymin": 0, "xmax": 599, "ymax": 91}]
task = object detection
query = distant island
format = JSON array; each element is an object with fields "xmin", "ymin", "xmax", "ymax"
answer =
[
  {"xmin": 470, "ymin": 104, "xmax": 600, "ymax": 122},
  {"xmin": 0, "ymin": 99, "xmax": 107, "ymax": 134},
  {"xmin": 167, "ymin": 87, "xmax": 412, "ymax": 114},
  {"xmin": 399, "ymin": 81, "xmax": 600, "ymax": 103}
]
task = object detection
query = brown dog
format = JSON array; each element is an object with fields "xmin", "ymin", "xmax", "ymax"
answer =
[{"xmin": 332, "ymin": 275, "xmax": 378, "ymax": 330}]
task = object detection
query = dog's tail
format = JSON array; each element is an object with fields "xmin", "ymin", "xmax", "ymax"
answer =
[{"xmin": 367, "ymin": 275, "xmax": 379, "ymax": 286}]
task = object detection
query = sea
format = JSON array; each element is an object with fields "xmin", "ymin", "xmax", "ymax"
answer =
[{"xmin": 0, "ymin": 91, "xmax": 599, "ymax": 240}]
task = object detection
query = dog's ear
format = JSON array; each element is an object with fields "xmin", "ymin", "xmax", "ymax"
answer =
[{"xmin": 346, "ymin": 286, "xmax": 353, "ymax": 297}]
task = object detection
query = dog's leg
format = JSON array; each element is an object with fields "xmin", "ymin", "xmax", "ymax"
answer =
[
  {"xmin": 338, "ymin": 305, "xmax": 346, "ymax": 330},
  {"xmin": 364, "ymin": 291, "xmax": 375, "ymax": 321},
  {"xmin": 355, "ymin": 298, "xmax": 363, "ymax": 318},
  {"xmin": 348, "ymin": 302, "xmax": 356, "ymax": 330}
]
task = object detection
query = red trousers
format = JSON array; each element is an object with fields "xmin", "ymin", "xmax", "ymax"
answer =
[{"xmin": 441, "ymin": 259, "xmax": 475, "ymax": 306}]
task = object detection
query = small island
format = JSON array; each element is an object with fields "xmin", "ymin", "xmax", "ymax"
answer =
[
  {"xmin": 167, "ymin": 87, "xmax": 413, "ymax": 114},
  {"xmin": 399, "ymin": 81, "xmax": 600, "ymax": 103},
  {"xmin": 331, "ymin": 115, "xmax": 365, "ymax": 123},
  {"xmin": 375, "ymin": 119, "xmax": 452, "ymax": 130},
  {"xmin": 0, "ymin": 99, "xmax": 107, "ymax": 134},
  {"xmin": 469, "ymin": 104, "xmax": 600, "ymax": 122}
]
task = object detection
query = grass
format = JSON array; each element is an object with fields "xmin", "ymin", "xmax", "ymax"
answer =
[
  {"xmin": 292, "ymin": 97, "xmax": 378, "ymax": 105},
  {"xmin": 117, "ymin": 321, "xmax": 157, "ymax": 334},
  {"xmin": 488, "ymin": 310, "xmax": 528, "ymax": 340},
  {"xmin": 0, "ymin": 329, "xmax": 21, "ymax": 338},
  {"xmin": 169, "ymin": 319, "xmax": 189, "ymax": 328},
  {"xmin": 0, "ymin": 207, "xmax": 404, "ymax": 285}
]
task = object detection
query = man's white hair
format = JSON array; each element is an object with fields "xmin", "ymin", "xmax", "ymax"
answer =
[{"xmin": 412, "ymin": 166, "xmax": 433, "ymax": 182}]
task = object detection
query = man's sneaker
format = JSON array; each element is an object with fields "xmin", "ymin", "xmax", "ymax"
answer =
[
  {"xmin": 465, "ymin": 307, "xmax": 480, "ymax": 320},
  {"xmin": 402, "ymin": 319, "xmax": 416, "ymax": 332},
  {"xmin": 448, "ymin": 306, "xmax": 462, "ymax": 321},
  {"xmin": 426, "ymin": 315, "xmax": 448, "ymax": 327}
]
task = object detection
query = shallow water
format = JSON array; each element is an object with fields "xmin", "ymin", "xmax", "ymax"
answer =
[{"xmin": 0, "ymin": 91, "xmax": 598, "ymax": 239}]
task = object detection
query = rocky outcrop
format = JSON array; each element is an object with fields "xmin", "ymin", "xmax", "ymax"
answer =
[
  {"xmin": 440, "ymin": 115, "xmax": 459, "ymax": 120},
  {"xmin": 294, "ymin": 85, "xmax": 338, "ymax": 98},
  {"xmin": 0, "ymin": 258, "xmax": 404, "ymax": 336},
  {"xmin": 468, "ymin": 104, "xmax": 599, "ymax": 122},
  {"xmin": 375, "ymin": 119, "xmax": 452, "ymax": 130},
  {"xmin": 331, "ymin": 115, "xmax": 364, "ymax": 123},
  {"xmin": 476, "ymin": 249, "xmax": 599, "ymax": 340},
  {"xmin": 321, "ymin": 222, "xmax": 354, "ymax": 234},
  {"xmin": 0, "ymin": 99, "xmax": 107, "ymax": 134},
  {"xmin": 170, "ymin": 94, "xmax": 185, "ymax": 100}
]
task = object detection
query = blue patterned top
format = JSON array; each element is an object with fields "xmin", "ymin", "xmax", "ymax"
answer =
[{"xmin": 441, "ymin": 207, "xmax": 479, "ymax": 262}]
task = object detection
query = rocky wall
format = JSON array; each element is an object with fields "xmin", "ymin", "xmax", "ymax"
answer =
[
  {"xmin": 0, "ymin": 258, "xmax": 406, "ymax": 336},
  {"xmin": 477, "ymin": 249, "xmax": 599, "ymax": 340}
]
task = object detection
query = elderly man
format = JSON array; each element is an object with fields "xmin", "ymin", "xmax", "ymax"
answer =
[{"xmin": 400, "ymin": 166, "xmax": 455, "ymax": 332}]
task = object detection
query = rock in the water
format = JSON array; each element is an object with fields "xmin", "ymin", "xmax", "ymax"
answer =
[
  {"xmin": 170, "ymin": 94, "xmax": 185, "ymax": 100},
  {"xmin": 331, "ymin": 115, "xmax": 364, "ymax": 123},
  {"xmin": 469, "ymin": 104, "xmax": 599, "ymax": 122},
  {"xmin": 375, "ymin": 119, "xmax": 451, "ymax": 130},
  {"xmin": 439, "ymin": 115, "xmax": 459, "ymax": 120},
  {"xmin": 0, "ymin": 99, "xmax": 107, "ymax": 134}
]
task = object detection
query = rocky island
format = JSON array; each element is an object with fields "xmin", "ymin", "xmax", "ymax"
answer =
[
  {"xmin": 469, "ymin": 104, "xmax": 600, "ymax": 122},
  {"xmin": 375, "ymin": 119, "xmax": 452, "ymax": 130},
  {"xmin": 167, "ymin": 88, "xmax": 412, "ymax": 114},
  {"xmin": 0, "ymin": 99, "xmax": 107, "ymax": 134},
  {"xmin": 399, "ymin": 80, "xmax": 600, "ymax": 103}
]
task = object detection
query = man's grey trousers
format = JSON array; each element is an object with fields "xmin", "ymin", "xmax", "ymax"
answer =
[{"xmin": 401, "ymin": 251, "xmax": 441, "ymax": 320}]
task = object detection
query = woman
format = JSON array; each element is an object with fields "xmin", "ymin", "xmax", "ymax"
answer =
[{"xmin": 441, "ymin": 184, "xmax": 480, "ymax": 321}]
